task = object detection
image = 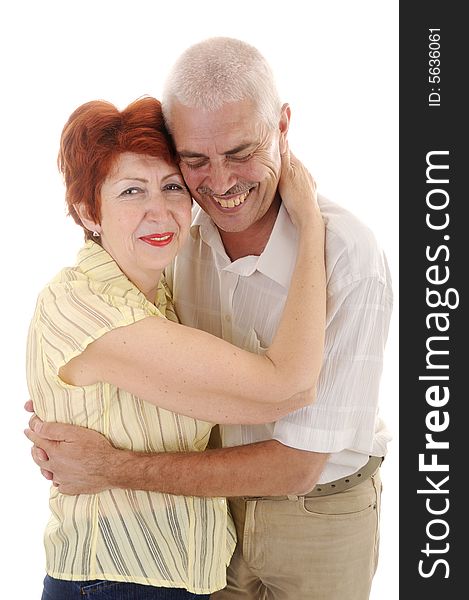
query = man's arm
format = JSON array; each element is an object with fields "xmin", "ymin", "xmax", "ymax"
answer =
[{"xmin": 25, "ymin": 415, "xmax": 328, "ymax": 497}]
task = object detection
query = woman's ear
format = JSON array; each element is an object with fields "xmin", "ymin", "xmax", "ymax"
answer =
[
  {"xmin": 278, "ymin": 103, "xmax": 291, "ymax": 154},
  {"xmin": 74, "ymin": 203, "xmax": 101, "ymax": 235}
]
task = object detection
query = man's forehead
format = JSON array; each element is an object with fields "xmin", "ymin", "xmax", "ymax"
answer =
[{"xmin": 170, "ymin": 99, "xmax": 267, "ymax": 155}]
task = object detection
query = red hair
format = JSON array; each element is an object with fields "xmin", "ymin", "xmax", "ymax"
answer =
[{"xmin": 58, "ymin": 96, "xmax": 176, "ymax": 240}]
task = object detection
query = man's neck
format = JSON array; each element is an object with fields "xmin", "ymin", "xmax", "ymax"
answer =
[{"xmin": 218, "ymin": 196, "xmax": 281, "ymax": 262}]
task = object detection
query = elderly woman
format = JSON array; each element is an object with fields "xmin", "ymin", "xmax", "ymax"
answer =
[{"xmin": 26, "ymin": 97, "xmax": 325, "ymax": 599}]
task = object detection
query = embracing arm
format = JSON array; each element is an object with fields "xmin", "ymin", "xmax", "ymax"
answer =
[
  {"xmin": 61, "ymin": 152, "xmax": 326, "ymax": 424},
  {"xmin": 108, "ymin": 441, "xmax": 329, "ymax": 497},
  {"xmin": 25, "ymin": 416, "xmax": 329, "ymax": 497}
]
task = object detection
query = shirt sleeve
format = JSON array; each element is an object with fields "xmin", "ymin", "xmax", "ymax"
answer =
[
  {"xmin": 273, "ymin": 273, "xmax": 393, "ymax": 454},
  {"xmin": 37, "ymin": 277, "xmax": 164, "ymax": 377}
]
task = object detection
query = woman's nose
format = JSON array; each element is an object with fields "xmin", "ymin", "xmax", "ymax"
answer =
[{"xmin": 145, "ymin": 194, "xmax": 169, "ymax": 220}]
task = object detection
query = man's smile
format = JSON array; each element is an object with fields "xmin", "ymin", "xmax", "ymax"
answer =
[{"xmin": 212, "ymin": 190, "xmax": 251, "ymax": 209}]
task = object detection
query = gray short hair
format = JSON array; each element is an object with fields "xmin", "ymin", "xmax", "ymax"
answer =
[{"xmin": 162, "ymin": 37, "xmax": 282, "ymax": 133}]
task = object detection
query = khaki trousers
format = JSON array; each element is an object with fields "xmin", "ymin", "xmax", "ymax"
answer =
[{"xmin": 212, "ymin": 472, "xmax": 382, "ymax": 600}]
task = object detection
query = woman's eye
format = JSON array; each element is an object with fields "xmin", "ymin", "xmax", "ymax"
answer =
[
  {"xmin": 120, "ymin": 187, "xmax": 141, "ymax": 196},
  {"xmin": 164, "ymin": 183, "xmax": 186, "ymax": 191}
]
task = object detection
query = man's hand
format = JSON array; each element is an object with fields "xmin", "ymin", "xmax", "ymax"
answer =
[
  {"xmin": 24, "ymin": 400, "xmax": 53, "ymax": 482},
  {"xmin": 24, "ymin": 408, "xmax": 117, "ymax": 495}
]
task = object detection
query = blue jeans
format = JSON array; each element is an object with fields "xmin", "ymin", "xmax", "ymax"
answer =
[{"xmin": 42, "ymin": 575, "xmax": 211, "ymax": 599}]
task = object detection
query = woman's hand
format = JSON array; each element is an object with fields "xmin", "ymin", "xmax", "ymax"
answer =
[{"xmin": 278, "ymin": 146, "xmax": 321, "ymax": 229}]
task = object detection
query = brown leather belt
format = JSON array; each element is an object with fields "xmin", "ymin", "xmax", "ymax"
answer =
[{"xmin": 244, "ymin": 455, "xmax": 383, "ymax": 501}]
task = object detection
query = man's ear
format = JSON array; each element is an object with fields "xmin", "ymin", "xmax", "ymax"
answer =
[
  {"xmin": 74, "ymin": 203, "xmax": 101, "ymax": 235},
  {"xmin": 278, "ymin": 103, "xmax": 291, "ymax": 154}
]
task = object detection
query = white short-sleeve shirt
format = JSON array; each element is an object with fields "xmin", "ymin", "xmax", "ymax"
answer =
[{"xmin": 166, "ymin": 195, "xmax": 393, "ymax": 483}]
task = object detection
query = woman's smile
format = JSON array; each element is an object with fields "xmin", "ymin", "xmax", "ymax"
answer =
[{"xmin": 138, "ymin": 232, "xmax": 175, "ymax": 246}]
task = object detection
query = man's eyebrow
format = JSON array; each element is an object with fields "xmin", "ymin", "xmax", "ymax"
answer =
[
  {"xmin": 178, "ymin": 143, "xmax": 254, "ymax": 159},
  {"xmin": 224, "ymin": 143, "xmax": 255, "ymax": 155},
  {"xmin": 178, "ymin": 151, "xmax": 207, "ymax": 159}
]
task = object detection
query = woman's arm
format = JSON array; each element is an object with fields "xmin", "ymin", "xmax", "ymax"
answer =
[{"xmin": 60, "ymin": 151, "xmax": 326, "ymax": 424}]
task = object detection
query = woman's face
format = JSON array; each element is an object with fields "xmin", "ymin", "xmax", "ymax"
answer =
[{"xmin": 85, "ymin": 152, "xmax": 192, "ymax": 299}]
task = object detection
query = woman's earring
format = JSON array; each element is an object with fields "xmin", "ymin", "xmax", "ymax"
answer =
[{"xmin": 92, "ymin": 231, "xmax": 100, "ymax": 238}]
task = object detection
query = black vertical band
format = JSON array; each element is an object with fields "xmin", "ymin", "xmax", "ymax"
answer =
[{"xmin": 400, "ymin": 2, "xmax": 465, "ymax": 595}]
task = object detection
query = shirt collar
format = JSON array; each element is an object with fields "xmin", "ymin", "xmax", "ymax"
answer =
[
  {"xmin": 76, "ymin": 240, "xmax": 167, "ymax": 308},
  {"xmin": 76, "ymin": 241, "xmax": 132, "ymax": 284},
  {"xmin": 190, "ymin": 206, "xmax": 228, "ymax": 258},
  {"xmin": 255, "ymin": 203, "xmax": 299, "ymax": 288},
  {"xmin": 190, "ymin": 203, "xmax": 298, "ymax": 289}
]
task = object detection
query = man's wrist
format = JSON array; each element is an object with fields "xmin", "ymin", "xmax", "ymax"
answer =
[{"xmin": 112, "ymin": 449, "xmax": 163, "ymax": 492}]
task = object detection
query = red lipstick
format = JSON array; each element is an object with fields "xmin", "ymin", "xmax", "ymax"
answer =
[{"xmin": 139, "ymin": 232, "xmax": 174, "ymax": 247}]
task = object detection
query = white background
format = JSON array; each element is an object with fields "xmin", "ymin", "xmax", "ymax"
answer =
[{"xmin": 0, "ymin": 1, "xmax": 398, "ymax": 597}]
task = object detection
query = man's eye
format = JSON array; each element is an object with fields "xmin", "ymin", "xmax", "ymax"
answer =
[
  {"xmin": 181, "ymin": 159, "xmax": 206, "ymax": 170},
  {"xmin": 228, "ymin": 154, "xmax": 252, "ymax": 162}
]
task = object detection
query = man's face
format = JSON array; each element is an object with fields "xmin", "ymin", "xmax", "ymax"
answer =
[{"xmin": 170, "ymin": 99, "xmax": 289, "ymax": 233}]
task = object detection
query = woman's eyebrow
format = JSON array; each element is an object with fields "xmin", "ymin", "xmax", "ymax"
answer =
[
  {"xmin": 115, "ymin": 177, "xmax": 148, "ymax": 183},
  {"xmin": 161, "ymin": 172, "xmax": 184, "ymax": 182}
]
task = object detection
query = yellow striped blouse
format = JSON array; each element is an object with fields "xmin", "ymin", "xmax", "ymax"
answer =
[{"xmin": 26, "ymin": 240, "xmax": 236, "ymax": 594}]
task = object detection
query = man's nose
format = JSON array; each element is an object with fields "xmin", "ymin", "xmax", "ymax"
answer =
[{"xmin": 206, "ymin": 162, "xmax": 236, "ymax": 195}]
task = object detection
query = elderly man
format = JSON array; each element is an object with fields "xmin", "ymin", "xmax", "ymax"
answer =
[{"xmin": 27, "ymin": 37, "xmax": 392, "ymax": 600}]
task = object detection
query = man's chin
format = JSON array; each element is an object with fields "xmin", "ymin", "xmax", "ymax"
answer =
[
  {"xmin": 194, "ymin": 189, "xmax": 279, "ymax": 234},
  {"xmin": 195, "ymin": 200, "xmax": 253, "ymax": 231},
  {"xmin": 210, "ymin": 215, "xmax": 253, "ymax": 233}
]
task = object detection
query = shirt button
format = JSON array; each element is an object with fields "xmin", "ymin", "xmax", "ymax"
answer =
[{"xmin": 225, "ymin": 314, "xmax": 231, "ymax": 322}]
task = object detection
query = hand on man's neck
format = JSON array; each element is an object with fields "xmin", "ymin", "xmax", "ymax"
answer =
[{"xmin": 218, "ymin": 195, "xmax": 281, "ymax": 262}]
